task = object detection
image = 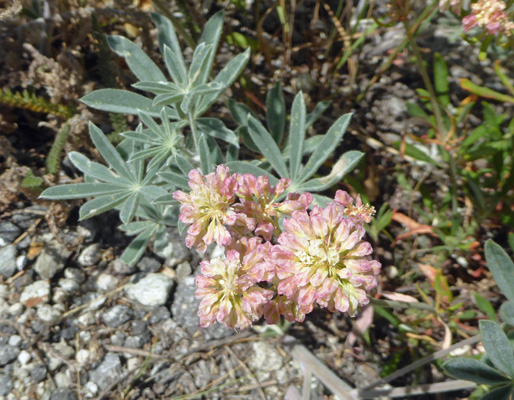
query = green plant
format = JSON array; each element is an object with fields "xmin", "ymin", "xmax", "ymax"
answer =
[
  {"xmin": 40, "ymin": 12, "xmax": 363, "ymax": 266},
  {"xmin": 443, "ymin": 240, "xmax": 514, "ymax": 399}
]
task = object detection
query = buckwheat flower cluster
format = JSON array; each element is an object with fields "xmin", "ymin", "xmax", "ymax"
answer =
[
  {"xmin": 173, "ymin": 165, "xmax": 381, "ymax": 329},
  {"xmin": 462, "ymin": 0, "xmax": 514, "ymax": 35}
]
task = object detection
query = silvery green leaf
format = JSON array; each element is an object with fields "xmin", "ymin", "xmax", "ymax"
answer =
[
  {"xmin": 299, "ymin": 113, "xmax": 352, "ymax": 183},
  {"xmin": 82, "ymin": 89, "xmax": 178, "ymax": 118},
  {"xmin": 196, "ymin": 10, "xmax": 224, "ymax": 85},
  {"xmin": 153, "ymin": 92, "xmax": 185, "ymax": 107},
  {"xmin": 247, "ymin": 115, "xmax": 289, "ymax": 178},
  {"xmin": 198, "ymin": 134, "xmax": 211, "ymax": 175},
  {"xmin": 188, "ymin": 43, "xmax": 213, "ymax": 85},
  {"xmin": 129, "ymin": 148, "xmax": 161, "ymax": 161},
  {"xmin": 152, "ymin": 194, "xmax": 176, "ymax": 205},
  {"xmin": 159, "ymin": 171, "xmax": 189, "ymax": 189},
  {"xmin": 180, "ymin": 92, "xmax": 193, "ymax": 114},
  {"xmin": 107, "ymin": 35, "xmax": 166, "ymax": 82},
  {"xmin": 228, "ymin": 98, "xmax": 256, "ymax": 125},
  {"xmin": 120, "ymin": 194, "xmax": 139, "ymax": 224},
  {"xmin": 237, "ymin": 126, "xmax": 259, "ymax": 153},
  {"xmin": 306, "ymin": 100, "xmax": 331, "ymax": 129},
  {"xmin": 282, "ymin": 135, "xmax": 325, "ymax": 159},
  {"xmin": 225, "ymin": 161, "xmax": 278, "ymax": 185},
  {"xmin": 311, "ymin": 194, "xmax": 333, "ymax": 208},
  {"xmin": 443, "ymin": 358, "xmax": 510, "ymax": 385},
  {"xmin": 296, "ymin": 151, "xmax": 363, "ymax": 192},
  {"xmin": 196, "ymin": 118, "xmax": 239, "ymax": 147},
  {"xmin": 500, "ymin": 301, "xmax": 514, "ymax": 326},
  {"xmin": 41, "ymin": 183, "xmax": 125, "ymax": 199},
  {"xmin": 266, "ymin": 82, "xmax": 286, "ymax": 145},
  {"xmin": 121, "ymin": 226, "xmax": 156, "ymax": 266},
  {"xmin": 89, "ymin": 123, "xmax": 133, "ymax": 179},
  {"xmin": 196, "ymin": 49, "xmax": 251, "ymax": 115},
  {"xmin": 226, "ymin": 144, "xmax": 239, "ymax": 162},
  {"xmin": 207, "ymin": 136, "xmax": 223, "ymax": 165},
  {"xmin": 480, "ymin": 320, "xmax": 514, "ymax": 377},
  {"xmin": 289, "ymin": 91, "xmax": 306, "ymax": 181},
  {"xmin": 119, "ymin": 220, "xmax": 154, "ymax": 235},
  {"xmin": 79, "ymin": 193, "xmax": 130, "ymax": 220},
  {"xmin": 174, "ymin": 154, "xmax": 195, "ymax": 176},
  {"xmin": 69, "ymin": 152, "xmax": 129, "ymax": 185},
  {"xmin": 163, "ymin": 45, "xmax": 188, "ymax": 86},
  {"xmin": 132, "ymin": 81, "xmax": 179, "ymax": 95},
  {"xmin": 485, "ymin": 240, "xmax": 514, "ymax": 303}
]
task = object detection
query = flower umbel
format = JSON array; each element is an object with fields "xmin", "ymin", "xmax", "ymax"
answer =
[
  {"xmin": 195, "ymin": 238, "xmax": 274, "ymax": 329},
  {"xmin": 273, "ymin": 202, "xmax": 381, "ymax": 317},
  {"xmin": 173, "ymin": 165, "xmax": 254, "ymax": 253},
  {"xmin": 462, "ymin": 0, "xmax": 514, "ymax": 35}
]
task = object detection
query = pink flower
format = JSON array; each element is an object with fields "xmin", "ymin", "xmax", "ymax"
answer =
[
  {"xmin": 462, "ymin": 15, "xmax": 478, "ymax": 31},
  {"xmin": 464, "ymin": 0, "xmax": 513, "ymax": 35},
  {"xmin": 172, "ymin": 165, "xmax": 254, "ymax": 253},
  {"xmin": 334, "ymin": 190, "xmax": 375, "ymax": 224},
  {"xmin": 195, "ymin": 239, "xmax": 274, "ymax": 330},
  {"xmin": 272, "ymin": 204, "xmax": 381, "ymax": 317},
  {"xmin": 234, "ymin": 174, "xmax": 312, "ymax": 240}
]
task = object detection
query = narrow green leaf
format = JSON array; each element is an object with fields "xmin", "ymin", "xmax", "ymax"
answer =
[
  {"xmin": 247, "ymin": 115, "xmax": 289, "ymax": 178},
  {"xmin": 393, "ymin": 141, "xmax": 442, "ymax": 166},
  {"xmin": 296, "ymin": 151, "xmax": 363, "ymax": 192},
  {"xmin": 485, "ymin": 240, "xmax": 514, "ymax": 303},
  {"xmin": 196, "ymin": 118, "xmax": 239, "ymax": 147},
  {"xmin": 188, "ymin": 43, "xmax": 213, "ymax": 84},
  {"xmin": 480, "ymin": 320, "xmax": 514, "ymax": 377},
  {"xmin": 89, "ymin": 123, "xmax": 133, "ymax": 180},
  {"xmin": 69, "ymin": 152, "xmax": 128, "ymax": 185},
  {"xmin": 132, "ymin": 81, "xmax": 179, "ymax": 95},
  {"xmin": 289, "ymin": 91, "xmax": 306, "ymax": 181},
  {"xmin": 311, "ymin": 194, "xmax": 333, "ymax": 207},
  {"xmin": 474, "ymin": 293, "xmax": 497, "ymax": 322},
  {"xmin": 40, "ymin": 183, "xmax": 124, "ymax": 199},
  {"xmin": 434, "ymin": 52, "xmax": 450, "ymax": 107},
  {"xmin": 79, "ymin": 193, "xmax": 130, "ymax": 220},
  {"xmin": 196, "ymin": 10, "xmax": 224, "ymax": 85},
  {"xmin": 299, "ymin": 113, "xmax": 352, "ymax": 183},
  {"xmin": 82, "ymin": 89, "xmax": 177, "ymax": 117},
  {"xmin": 163, "ymin": 45, "xmax": 188, "ymax": 85},
  {"xmin": 174, "ymin": 154, "xmax": 195, "ymax": 176},
  {"xmin": 226, "ymin": 144, "xmax": 239, "ymax": 163},
  {"xmin": 198, "ymin": 134, "xmax": 211, "ymax": 175},
  {"xmin": 460, "ymin": 79, "xmax": 514, "ymax": 104},
  {"xmin": 306, "ymin": 100, "xmax": 331, "ymax": 129},
  {"xmin": 266, "ymin": 82, "xmax": 286, "ymax": 145},
  {"xmin": 119, "ymin": 221, "xmax": 154, "ymax": 235},
  {"xmin": 151, "ymin": 12, "xmax": 188, "ymax": 83},
  {"xmin": 107, "ymin": 35, "xmax": 166, "ymax": 82},
  {"xmin": 119, "ymin": 194, "xmax": 139, "ymax": 224},
  {"xmin": 120, "ymin": 227, "xmax": 155, "ymax": 266},
  {"xmin": 443, "ymin": 358, "xmax": 510, "ymax": 385},
  {"xmin": 500, "ymin": 301, "xmax": 514, "ymax": 326},
  {"xmin": 196, "ymin": 49, "xmax": 251, "ymax": 115},
  {"xmin": 225, "ymin": 161, "xmax": 278, "ymax": 185},
  {"xmin": 159, "ymin": 171, "xmax": 189, "ymax": 189}
]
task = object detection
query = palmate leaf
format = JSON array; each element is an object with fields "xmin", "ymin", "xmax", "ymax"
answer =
[{"xmin": 40, "ymin": 123, "xmax": 162, "ymax": 225}]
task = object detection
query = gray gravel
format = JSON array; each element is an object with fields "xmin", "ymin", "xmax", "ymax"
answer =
[{"xmin": 0, "ymin": 245, "xmax": 17, "ymax": 277}]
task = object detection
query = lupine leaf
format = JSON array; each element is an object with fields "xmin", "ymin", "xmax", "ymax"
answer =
[
  {"xmin": 82, "ymin": 89, "xmax": 176, "ymax": 118},
  {"xmin": 159, "ymin": 171, "xmax": 189, "ymax": 189},
  {"xmin": 79, "ymin": 193, "xmax": 130, "ymax": 220},
  {"xmin": 485, "ymin": 240, "xmax": 514, "ymax": 303},
  {"xmin": 500, "ymin": 301, "xmax": 514, "ymax": 326},
  {"xmin": 107, "ymin": 35, "xmax": 166, "ymax": 83},
  {"xmin": 189, "ymin": 43, "xmax": 213, "ymax": 84},
  {"xmin": 196, "ymin": 10, "xmax": 224, "ymax": 85},
  {"xmin": 299, "ymin": 113, "xmax": 352, "ymax": 183},
  {"xmin": 289, "ymin": 91, "xmax": 306, "ymax": 181},
  {"xmin": 196, "ymin": 118, "xmax": 239, "ymax": 147},
  {"xmin": 41, "ymin": 183, "xmax": 124, "ymax": 199},
  {"xmin": 151, "ymin": 13, "xmax": 188, "ymax": 84},
  {"xmin": 119, "ymin": 194, "xmax": 139, "ymax": 224},
  {"xmin": 480, "ymin": 384, "xmax": 514, "ymax": 400},
  {"xmin": 198, "ymin": 134, "xmax": 211, "ymax": 175},
  {"xmin": 197, "ymin": 49, "xmax": 251, "ymax": 115},
  {"xmin": 163, "ymin": 45, "xmax": 188, "ymax": 86},
  {"xmin": 121, "ymin": 226, "xmax": 156, "ymax": 266},
  {"xmin": 174, "ymin": 154, "xmax": 195, "ymax": 176},
  {"xmin": 266, "ymin": 82, "xmax": 286, "ymax": 145},
  {"xmin": 69, "ymin": 152, "xmax": 128, "ymax": 185},
  {"xmin": 443, "ymin": 358, "xmax": 510, "ymax": 385},
  {"xmin": 132, "ymin": 81, "xmax": 179, "ymax": 95},
  {"xmin": 480, "ymin": 320, "xmax": 514, "ymax": 377},
  {"xmin": 247, "ymin": 115, "xmax": 289, "ymax": 178},
  {"xmin": 306, "ymin": 100, "xmax": 331, "ymax": 129},
  {"xmin": 89, "ymin": 123, "xmax": 133, "ymax": 179}
]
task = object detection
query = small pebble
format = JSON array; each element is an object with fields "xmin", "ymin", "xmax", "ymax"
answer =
[
  {"xmin": 125, "ymin": 273, "xmax": 174, "ymax": 308},
  {"xmin": 95, "ymin": 273, "xmax": 119, "ymax": 293},
  {"xmin": 17, "ymin": 350, "xmax": 31, "ymax": 365},
  {"xmin": 37, "ymin": 304, "xmax": 61, "ymax": 323},
  {"xmin": 77, "ymin": 244, "xmax": 101, "ymax": 267},
  {"xmin": 20, "ymin": 280, "xmax": 50, "ymax": 306},
  {"xmin": 8, "ymin": 336, "xmax": 22, "ymax": 347}
]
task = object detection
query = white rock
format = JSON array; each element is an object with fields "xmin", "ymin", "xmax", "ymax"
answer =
[
  {"xmin": 96, "ymin": 274, "xmax": 119, "ymax": 293},
  {"xmin": 8, "ymin": 303, "xmax": 24, "ymax": 316},
  {"xmin": 18, "ymin": 350, "xmax": 31, "ymax": 365},
  {"xmin": 0, "ymin": 245, "xmax": 17, "ymax": 277},
  {"xmin": 58, "ymin": 278, "xmax": 79, "ymax": 293},
  {"xmin": 76, "ymin": 349, "xmax": 90, "ymax": 365},
  {"xmin": 77, "ymin": 244, "xmax": 101, "ymax": 267},
  {"xmin": 0, "ymin": 285, "xmax": 8, "ymax": 298},
  {"xmin": 79, "ymin": 331, "xmax": 91, "ymax": 342},
  {"xmin": 85, "ymin": 381, "xmax": 98, "ymax": 396},
  {"xmin": 127, "ymin": 357, "xmax": 141, "ymax": 371},
  {"xmin": 54, "ymin": 370, "xmax": 71, "ymax": 388},
  {"xmin": 77, "ymin": 311, "xmax": 95, "ymax": 327},
  {"xmin": 20, "ymin": 280, "xmax": 50, "ymax": 306},
  {"xmin": 8, "ymin": 335, "xmax": 22, "ymax": 346},
  {"xmin": 34, "ymin": 240, "xmax": 71, "ymax": 279},
  {"xmin": 125, "ymin": 273, "xmax": 174, "ymax": 307},
  {"xmin": 0, "ymin": 299, "xmax": 8, "ymax": 316},
  {"xmin": 37, "ymin": 304, "xmax": 61, "ymax": 323},
  {"xmin": 16, "ymin": 255, "xmax": 27, "ymax": 271}
]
